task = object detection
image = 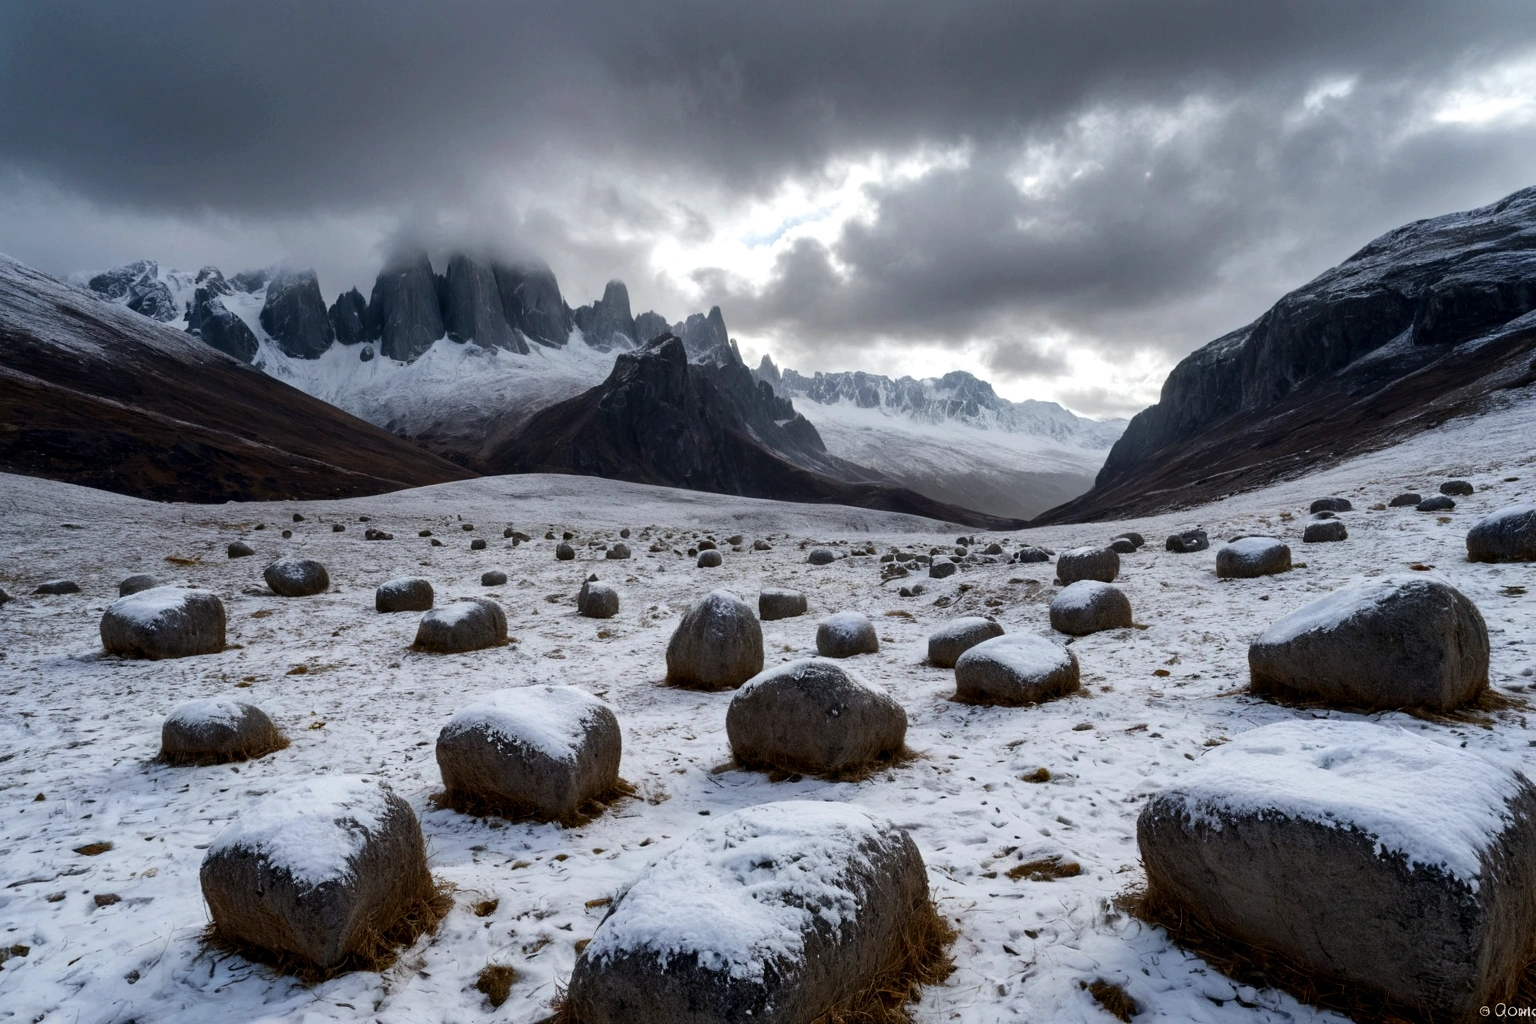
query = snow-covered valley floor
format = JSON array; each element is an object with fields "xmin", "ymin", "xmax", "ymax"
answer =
[{"xmin": 2, "ymin": 398, "xmax": 1535, "ymax": 1024}]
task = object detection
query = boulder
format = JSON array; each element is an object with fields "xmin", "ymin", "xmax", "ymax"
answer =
[
  {"xmin": 983, "ymin": 542, "xmax": 1005, "ymax": 555},
  {"xmin": 376, "ymin": 577, "xmax": 433, "ymax": 613},
  {"xmin": 758, "ymin": 588, "xmax": 808, "ymax": 621},
  {"xmin": 753, "ymin": 538, "xmax": 772, "ymax": 551},
  {"xmin": 929, "ymin": 560, "xmax": 958, "ymax": 580},
  {"xmin": 1248, "ymin": 577, "xmax": 1488, "ymax": 711},
  {"xmin": 1389, "ymin": 492, "xmax": 1422, "ymax": 507},
  {"xmin": 1013, "ymin": 546, "xmax": 1051, "ymax": 563},
  {"xmin": 33, "ymin": 579, "xmax": 79, "ymax": 595},
  {"xmin": 1309, "ymin": 497, "xmax": 1353, "ymax": 513},
  {"xmin": 666, "ymin": 590, "xmax": 763, "ymax": 690},
  {"xmin": 1137, "ymin": 720, "xmax": 1536, "ymax": 1020},
  {"xmin": 807, "ymin": 548, "xmax": 836, "ymax": 566},
  {"xmin": 259, "ymin": 268, "xmax": 335, "ymax": 359},
  {"xmin": 953, "ymin": 634, "xmax": 1080, "ymax": 705},
  {"xmin": 927, "ymin": 617, "xmax": 1004, "ymax": 668},
  {"xmin": 264, "ymin": 558, "xmax": 330, "ymax": 597},
  {"xmin": 470, "ymin": 538, "xmax": 487, "ymax": 551},
  {"xmin": 1055, "ymin": 546, "xmax": 1119, "ymax": 584},
  {"xmin": 1467, "ymin": 505, "xmax": 1536, "ymax": 562},
  {"xmin": 1418, "ymin": 495, "xmax": 1456, "ymax": 512},
  {"xmin": 118, "ymin": 573, "xmax": 159, "ymax": 597},
  {"xmin": 481, "ymin": 570, "xmax": 507, "ymax": 586},
  {"xmin": 1441, "ymin": 479, "xmax": 1475, "ymax": 496},
  {"xmin": 201, "ymin": 776, "xmax": 436, "ymax": 972},
  {"xmin": 1049, "ymin": 581, "xmax": 1133, "ymax": 636},
  {"xmin": 578, "ymin": 581, "xmax": 620, "ymax": 619},
  {"xmin": 331, "ymin": 523, "xmax": 346, "ymax": 533},
  {"xmin": 1109, "ymin": 538, "xmax": 1136, "ymax": 554},
  {"xmin": 727, "ymin": 660, "xmax": 907, "ymax": 774},
  {"xmin": 228, "ymin": 541, "xmax": 255, "ymax": 558},
  {"xmin": 1302, "ymin": 520, "xmax": 1348, "ymax": 543},
  {"xmin": 697, "ymin": 550, "xmax": 723, "ymax": 568},
  {"xmin": 365, "ymin": 529, "xmax": 394, "ymax": 541},
  {"xmin": 0, "ymin": 586, "xmax": 9, "ymax": 605},
  {"xmin": 1165, "ymin": 530, "xmax": 1209, "ymax": 553},
  {"xmin": 816, "ymin": 612, "xmax": 879, "ymax": 658},
  {"xmin": 101, "ymin": 586, "xmax": 226, "ymax": 659},
  {"xmin": 606, "ymin": 543, "xmax": 631, "ymax": 560},
  {"xmin": 1311, "ymin": 509, "xmax": 1337, "ymax": 519},
  {"xmin": 1215, "ymin": 538, "xmax": 1290, "ymax": 578},
  {"xmin": 565, "ymin": 802, "xmax": 938, "ymax": 1024},
  {"xmin": 436, "ymin": 686, "xmax": 621, "ymax": 821},
  {"xmin": 698, "ymin": 539, "xmax": 717, "ymax": 550},
  {"xmin": 1114, "ymin": 532, "xmax": 1146, "ymax": 548},
  {"xmin": 160, "ymin": 697, "xmax": 284, "ymax": 764},
  {"xmin": 556, "ymin": 542, "xmax": 576, "ymax": 560},
  {"xmin": 414, "ymin": 598, "xmax": 507, "ymax": 653}
]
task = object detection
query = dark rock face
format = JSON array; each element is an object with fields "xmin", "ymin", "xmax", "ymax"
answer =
[
  {"xmin": 86, "ymin": 260, "xmax": 179, "ymax": 321},
  {"xmin": 260, "ymin": 268, "xmax": 335, "ymax": 359},
  {"xmin": 674, "ymin": 306, "xmax": 731, "ymax": 358},
  {"xmin": 493, "ymin": 261, "xmax": 571, "ymax": 347},
  {"xmin": 1468, "ymin": 506, "xmax": 1536, "ymax": 562},
  {"xmin": 366, "ymin": 253, "xmax": 446, "ymax": 362},
  {"xmin": 443, "ymin": 255, "xmax": 527, "ymax": 353},
  {"xmin": 329, "ymin": 288, "xmax": 368, "ymax": 346},
  {"xmin": 633, "ymin": 310, "xmax": 670, "ymax": 345},
  {"xmin": 927, "ymin": 617, "xmax": 1004, "ymax": 668},
  {"xmin": 697, "ymin": 549, "xmax": 723, "ymax": 567},
  {"xmin": 1249, "ymin": 577, "xmax": 1489, "ymax": 711},
  {"xmin": 230, "ymin": 269, "xmax": 269, "ymax": 293},
  {"xmin": 186, "ymin": 286, "xmax": 260, "ymax": 363},
  {"xmin": 727, "ymin": 659, "xmax": 907, "ymax": 774},
  {"xmin": 573, "ymin": 280, "xmax": 637, "ymax": 351},
  {"xmin": 101, "ymin": 587, "xmax": 226, "ymax": 659}
]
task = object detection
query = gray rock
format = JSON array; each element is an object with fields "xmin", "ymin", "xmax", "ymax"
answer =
[
  {"xmin": 1467, "ymin": 505, "xmax": 1536, "ymax": 562},
  {"xmin": 556, "ymin": 542, "xmax": 576, "ymax": 561},
  {"xmin": 414, "ymin": 598, "xmax": 507, "ymax": 653},
  {"xmin": 698, "ymin": 539, "xmax": 717, "ymax": 550},
  {"xmin": 665, "ymin": 590, "xmax": 763, "ymax": 691},
  {"xmin": 376, "ymin": 577, "xmax": 433, "ymax": 613},
  {"xmin": 470, "ymin": 538, "xmax": 487, "ymax": 551},
  {"xmin": 492, "ymin": 261, "xmax": 572, "ymax": 348},
  {"xmin": 481, "ymin": 570, "xmax": 507, "ymax": 586},
  {"xmin": 331, "ymin": 523, "xmax": 346, "ymax": 533},
  {"xmin": 33, "ymin": 579, "xmax": 79, "ymax": 595},
  {"xmin": 1441, "ymin": 479, "xmax": 1475, "ymax": 496},
  {"xmin": 443, "ymin": 254, "xmax": 526, "ymax": 353},
  {"xmin": 1013, "ymin": 546, "xmax": 1051, "ymax": 563},
  {"xmin": 953, "ymin": 634, "xmax": 1080, "ymax": 705},
  {"xmin": 1311, "ymin": 509, "xmax": 1337, "ymax": 519},
  {"xmin": 1109, "ymin": 538, "xmax": 1136, "ymax": 554},
  {"xmin": 571, "ymin": 280, "xmax": 638, "ymax": 351},
  {"xmin": 1215, "ymin": 538, "xmax": 1291, "ymax": 578},
  {"xmin": 1309, "ymin": 497, "xmax": 1352, "ymax": 513},
  {"xmin": 228, "ymin": 541, "xmax": 255, "ymax": 558},
  {"xmin": 929, "ymin": 560, "xmax": 957, "ymax": 579},
  {"xmin": 1249, "ymin": 576, "xmax": 1488, "ymax": 711},
  {"xmin": 816, "ymin": 612, "xmax": 879, "ymax": 658},
  {"xmin": 264, "ymin": 558, "xmax": 329, "ymax": 597},
  {"xmin": 118, "ymin": 573, "xmax": 159, "ymax": 597},
  {"xmin": 1055, "ymin": 546, "xmax": 1119, "ymax": 584},
  {"xmin": 1137, "ymin": 720, "xmax": 1536, "ymax": 1021},
  {"xmin": 1165, "ymin": 530, "xmax": 1209, "ymax": 553},
  {"xmin": 101, "ymin": 587, "xmax": 226, "ymax": 659},
  {"xmin": 606, "ymin": 543, "xmax": 631, "ymax": 560},
  {"xmin": 1049, "ymin": 581, "xmax": 1133, "ymax": 636},
  {"xmin": 727, "ymin": 659, "xmax": 907, "ymax": 774},
  {"xmin": 364, "ymin": 528, "xmax": 393, "ymax": 541},
  {"xmin": 1114, "ymin": 532, "xmax": 1146, "ymax": 548},
  {"xmin": 983, "ymin": 542, "xmax": 1004, "ymax": 555},
  {"xmin": 0, "ymin": 586, "xmax": 9, "ymax": 605},
  {"xmin": 566, "ymin": 801, "xmax": 935, "ymax": 1024},
  {"xmin": 260, "ymin": 268, "xmax": 334, "ymax": 359},
  {"xmin": 758, "ymin": 588, "xmax": 808, "ymax": 621},
  {"xmin": 328, "ymin": 287, "xmax": 368, "ymax": 345},
  {"xmin": 1418, "ymin": 495, "xmax": 1457, "ymax": 512},
  {"xmin": 807, "ymin": 548, "xmax": 836, "ymax": 565},
  {"xmin": 697, "ymin": 549, "xmax": 723, "ymax": 568},
  {"xmin": 927, "ymin": 617, "xmax": 1004, "ymax": 668},
  {"xmin": 160, "ymin": 697, "xmax": 283, "ymax": 764},
  {"xmin": 753, "ymin": 538, "xmax": 773, "ymax": 551},
  {"xmin": 358, "ymin": 344, "xmax": 375, "ymax": 362},
  {"xmin": 189, "ymin": 294, "xmax": 260, "ymax": 363},
  {"xmin": 200, "ymin": 777, "xmax": 434, "ymax": 972},
  {"xmin": 365, "ymin": 252, "xmax": 446, "ymax": 362},
  {"xmin": 1389, "ymin": 492, "xmax": 1423, "ymax": 507},
  {"xmin": 436, "ymin": 686, "xmax": 621, "ymax": 822},
  {"xmin": 633, "ymin": 310, "xmax": 670, "ymax": 346},
  {"xmin": 1302, "ymin": 520, "xmax": 1348, "ymax": 543},
  {"xmin": 578, "ymin": 581, "xmax": 620, "ymax": 619}
]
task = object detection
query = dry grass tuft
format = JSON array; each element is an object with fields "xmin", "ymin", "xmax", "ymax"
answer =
[
  {"xmin": 73, "ymin": 841, "xmax": 113, "ymax": 856},
  {"xmin": 1006, "ymin": 856, "xmax": 1081, "ymax": 882},
  {"xmin": 431, "ymin": 779, "xmax": 637, "ymax": 829},
  {"xmin": 477, "ymin": 963, "xmax": 518, "ymax": 1008},
  {"xmin": 1021, "ymin": 767, "xmax": 1051, "ymax": 783},
  {"xmin": 472, "ymin": 898, "xmax": 499, "ymax": 918},
  {"xmin": 734, "ymin": 746, "xmax": 923, "ymax": 785},
  {"xmin": 157, "ymin": 733, "xmax": 290, "ymax": 767},
  {"xmin": 1086, "ymin": 978, "xmax": 1139, "ymax": 1020}
]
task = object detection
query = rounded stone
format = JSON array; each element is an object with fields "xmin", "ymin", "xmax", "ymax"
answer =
[
  {"xmin": 470, "ymin": 538, "xmax": 488, "ymax": 551},
  {"xmin": 929, "ymin": 560, "xmax": 958, "ymax": 579},
  {"xmin": 1114, "ymin": 532, "xmax": 1146, "ymax": 548},
  {"xmin": 807, "ymin": 548, "xmax": 836, "ymax": 566},
  {"xmin": 1441, "ymin": 480, "xmax": 1475, "ymax": 496},
  {"xmin": 228, "ymin": 541, "xmax": 255, "ymax": 558},
  {"xmin": 1215, "ymin": 538, "xmax": 1291, "ymax": 579},
  {"xmin": 953, "ymin": 634, "xmax": 1080, "ymax": 706},
  {"xmin": 1467, "ymin": 505, "xmax": 1536, "ymax": 562},
  {"xmin": 665, "ymin": 590, "xmax": 763, "ymax": 690},
  {"xmin": 1309, "ymin": 498, "xmax": 1353, "ymax": 513},
  {"xmin": 556, "ymin": 542, "xmax": 576, "ymax": 560},
  {"xmin": 1109, "ymin": 538, "xmax": 1136, "ymax": 554},
  {"xmin": 578, "ymin": 581, "xmax": 619, "ymax": 618},
  {"xmin": 118, "ymin": 573, "xmax": 159, "ymax": 597},
  {"xmin": 758, "ymin": 588, "xmax": 808, "ymax": 621},
  {"xmin": 1013, "ymin": 546, "xmax": 1051, "ymax": 563},
  {"xmin": 816, "ymin": 611, "xmax": 879, "ymax": 658},
  {"xmin": 606, "ymin": 543, "xmax": 631, "ymax": 560},
  {"xmin": 481, "ymin": 570, "xmax": 508, "ymax": 586},
  {"xmin": 983, "ymin": 542, "xmax": 1004, "ymax": 555},
  {"xmin": 1049, "ymin": 581, "xmax": 1133, "ymax": 636},
  {"xmin": 101, "ymin": 586, "xmax": 226, "ymax": 659},
  {"xmin": 927, "ymin": 617, "xmax": 1004, "ymax": 668},
  {"xmin": 1389, "ymin": 492, "xmax": 1422, "ymax": 507},
  {"xmin": 264, "ymin": 558, "xmax": 329, "ymax": 597},
  {"xmin": 1303, "ymin": 520, "xmax": 1348, "ymax": 543},
  {"xmin": 160, "ymin": 697, "xmax": 283, "ymax": 764},
  {"xmin": 1165, "ymin": 530, "xmax": 1210, "ymax": 553},
  {"xmin": 727, "ymin": 659, "xmax": 907, "ymax": 775},
  {"xmin": 414, "ymin": 598, "xmax": 507, "ymax": 653},
  {"xmin": 1418, "ymin": 495, "xmax": 1456, "ymax": 512},
  {"xmin": 376, "ymin": 577, "xmax": 433, "ymax": 612},
  {"xmin": 1056, "ymin": 546, "xmax": 1119, "ymax": 584},
  {"xmin": 697, "ymin": 550, "xmax": 723, "ymax": 568},
  {"xmin": 33, "ymin": 579, "xmax": 80, "ymax": 595}
]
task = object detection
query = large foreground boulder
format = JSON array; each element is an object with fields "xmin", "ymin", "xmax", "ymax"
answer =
[
  {"xmin": 1248, "ymin": 577, "xmax": 1488, "ymax": 711},
  {"xmin": 927, "ymin": 617, "xmax": 1004, "ymax": 668},
  {"xmin": 1055, "ymin": 546, "xmax": 1119, "ymax": 584},
  {"xmin": 759, "ymin": 587, "xmax": 808, "ymax": 621},
  {"xmin": 436, "ymin": 686, "xmax": 622, "ymax": 822},
  {"xmin": 413, "ymin": 598, "xmax": 507, "ymax": 653},
  {"xmin": 727, "ymin": 660, "xmax": 907, "ymax": 775},
  {"xmin": 566, "ymin": 801, "xmax": 944, "ymax": 1024},
  {"xmin": 1049, "ymin": 581, "xmax": 1133, "ymax": 636},
  {"xmin": 1137, "ymin": 720, "xmax": 1536, "ymax": 1020},
  {"xmin": 160, "ymin": 697, "xmax": 285, "ymax": 764},
  {"xmin": 201, "ymin": 776, "xmax": 438, "ymax": 973},
  {"xmin": 101, "ymin": 587, "xmax": 226, "ymax": 659},
  {"xmin": 816, "ymin": 611, "xmax": 879, "ymax": 658},
  {"xmin": 1467, "ymin": 505, "xmax": 1536, "ymax": 562},
  {"xmin": 1215, "ymin": 538, "xmax": 1291, "ymax": 578},
  {"xmin": 376, "ymin": 577, "xmax": 433, "ymax": 613},
  {"xmin": 665, "ymin": 590, "xmax": 764, "ymax": 690},
  {"xmin": 953, "ymin": 634, "xmax": 1080, "ymax": 705},
  {"xmin": 264, "ymin": 558, "xmax": 330, "ymax": 597}
]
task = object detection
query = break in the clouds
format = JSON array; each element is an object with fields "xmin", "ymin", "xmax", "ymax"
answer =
[{"xmin": 3, "ymin": 1, "xmax": 1536, "ymax": 417}]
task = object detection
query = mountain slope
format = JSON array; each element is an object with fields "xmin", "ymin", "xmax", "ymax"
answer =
[
  {"xmin": 0, "ymin": 254, "xmax": 476, "ymax": 502},
  {"xmin": 1036, "ymin": 186, "xmax": 1536, "ymax": 524}
]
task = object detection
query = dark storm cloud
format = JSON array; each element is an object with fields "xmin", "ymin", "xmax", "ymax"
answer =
[{"xmin": 3, "ymin": 0, "xmax": 1536, "ymax": 414}]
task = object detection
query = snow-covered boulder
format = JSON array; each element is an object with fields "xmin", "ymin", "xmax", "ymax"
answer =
[
  {"xmin": 1215, "ymin": 537, "xmax": 1290, "ymax": 578},
  {"xmin": 759, "ymin": 587, "xmax": 808, "ymax": 621},
  {"xmin": 201, "ymin": 776, "xmax": 437, "ymax": 973},
  {"xmin": 927, "ymin": 617, "xmax": 1004, "ymax": 668},
  {"xmin": 413, "ymin": 598, "xmax": 507, "ymax": 653},
  {"xmin": 1055, "ymin": 546, "xmax": 1119, "ymax": 584},
  {"xmin": 101, "ymin": 586, "xmax": 225, "ymax": 659},
  {"xmin": 228, "ymin": 541, "xmax": 254, "ymax": 558},
  {"xmin": 1049, "ymin": 581, "xmax": 1133, "ymax": 636},
  {"xmin": 697, "ymin": 549, "xmax": 723, "ymax": 568},
  {"xmin": 1165, "ymin": 529, "xmax": 1209, "ymax": 553},
  {"xmin": 1420, "ymin": 494, "xmax": 1457, "ymax": 512},
  {"xmin": 264, "ymin": 557, "xmax": 329, "ymax": 597},
  {"xmin": 556, "ymin": 542, "xmax": 575, "ymax": 560},
  {"xmin": 1302, "ymin": 520, "xmax": 1348, "ymax": 543},
  {"xmin": 1309, "ymin": 497, "xmax": 1352, "ymax": 513},
  {"xmin": 1137, "ymin": 720, "xmax": 1536, "ymax": 1020},
  {"xmin": 807, "ymin": 548, "xmax": 836, "ymax": 566},
  {"xmin": 436, "ymin": 686, "xmax": 622, "ymax": 822},
  {"xmin": 816, "ymin": 611, "xmax": 879, "ymax": 659},
  {"xmin": 566, "ymin": 801, "xmax": 943, "ymax": 1023},
  {"xmin": 727, "ymin": 660, "xmax": 907, "ymax": 775},
  {"xmin": 665, "ymin": 590, "xmax": 763, "ymax": 690},
  {"xmin": 1248, "ymin": 577, "xmax": 1488, "ymax": 711},
  {"xmin": 160, "ymin": 697, "xmax": 285, "ymax": 764},
  {"xmin": 1441, "ymin": 479, "xmax": 1475, "ymax": 496},
  {"xmin": 953, "ymin": 634, "xmax": 1080, "ymax": 705},
  {"xmin": 578, "ymin": 580, "xmax": 619, "ymax": 619},
  {"xmin": 118, "ymin": 573, "xmax": 158, "ymax": 596},
  {"xmin": 375, "ymin": 577, "xmax": 433, "ymax": 613},
  {"xmin": 1389, "ymin": 491, "xmax": 1422, "ymax": 507},
  {"xmin": 1467, "ymin": 505, "xmax": 1536, "ymax": 562}
]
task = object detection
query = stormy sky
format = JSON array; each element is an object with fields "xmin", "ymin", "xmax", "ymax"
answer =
[{"xmin": 3, "ymin": 1, "xmax": 1536, "ymax": 417}]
